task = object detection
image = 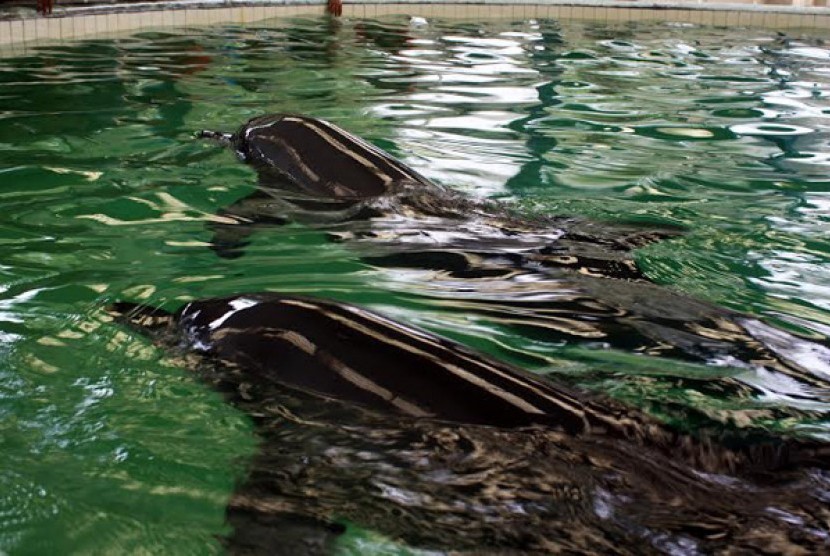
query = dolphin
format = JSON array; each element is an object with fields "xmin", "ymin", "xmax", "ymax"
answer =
[
  {"xmin": 109, "ymin": 293, "xmax": 827, "ymax": 472},
  {"xmin": 109, "ymin": 293, "xmax": 830, "ymax": 554},
  {"xmin": 198, "ymin": 114, "xmax": 830, "ymax": 404}
]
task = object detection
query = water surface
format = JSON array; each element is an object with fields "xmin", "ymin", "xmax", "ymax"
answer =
[{"xmin": 1, "ymin": 15, "xmax": 830, "ymax": 554}]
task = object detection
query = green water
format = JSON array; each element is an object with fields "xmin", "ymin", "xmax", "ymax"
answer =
[{"xmin": 1, "ymin": 14, "xmax": 830, "ymax": 554}]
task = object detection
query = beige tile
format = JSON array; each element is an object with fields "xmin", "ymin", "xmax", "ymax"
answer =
[
  {"xmin": 505, "ymin": 6, "xmax": 522, "ymax": 20},
  {"xmin": 656, "ymin": 7, "xmax": 675, "ymax": 20},
  {"xmin": 74, "ymin": 15, "xmax": 88, "ymax": 37},
  {"xmin": 81, "ymin": 14, "xmax": 93, "ymax": 36},
  {"xmin": 798, "ymin": 14, "xmax": 816, "ymax": 28},
  {"xmin": 32, "ymin": 17, "xmax": 49, "ymax": 41},
  {"xmin": 114, "ymin": 12, "xmax": 130, "ymax": 33},
  {"xmin": 410, "ymin": 4, "xmax": 431, "ymax": 19},
  {"xmin": 90, "ymin": 14, "xmax": 105, "ymax": 36},
  {"xmin": 204, "ymin": 8, "xmax": 219, "ymax": 24},
  {"xmin": 570, "ymin": 7, "xmax": 585, "ymax": 21},
  {"xmin": 231, "ymin": 7, "xmax": 245, "ymax": 24},
  {"xmin": 23, "ymin": 18, "xmax": 37, "ymax": 43},
  {"xmin": 698, "ymin": 9, "xmax": 715, "ymax": 27},
  {"xmin": 604, "ymin": 7, "xmax": 623, "ymax": 23},
  {"xmin": 171, "ymin": 9, "xmax": 187, "ymax": 27},
  {"xmin": 88, "ymin": 14, "xmax": 102, "ymax": 36},
  {"xmin": 527, "ymin": 4, "xmax": 543, "ymax": 19},
  {"xmin": 774, "ymin": 13, "xmax": 791, "ymax": 28},
  {"xmin": 64, "ymin": 17, "xmax": 84, "ymax": 39},
  {"xmin": 298, "ymin": 3, "xmax": 323, "ymax": 16},
  {"xmin": 678, "ymin": 9, "xmax": 697, "ymax": 23},
  {"xmin": 515, "ymin": 3, "xmax": 530, "ymax": 19},
  {"xmin": 816, "ymin": 14, "xmax": 830, "ymax": 29},
  {"xmin": 762, "ymin": 11, "xmax": 781, "ymax": 28},
  {"xmin": 162, "ymin": 10, "xmax": 174, "ymax": 28},
  {"xmin": 436, "ymin": 5, "xmax": 458, "ymax": 19},
  {"xmin": 0, "ymin": 20, "xmax": 13, "ymax": 46},
  {"xmin": 738, "ymin": 10, "xmax": 752, "ymax": 26},
  {"xmin": 686, "ymin": 8, "xmax": 703, "ymax": 25},
  {"xmin": 43, "ymin": 17, "xmax": 59, "ymax": 40},
  {"xmin": 261, "ymin": 6, "xmax": 280, "ymax": 20},
  {"xmin": 8, "ymin": 20, "xmax": 23, "ymax": 44},
  {"xmin": 216, "ymin": 8, "xmax": 236, "ymax": 24},
  {"xmin": 112, "ymin": 13, "xmax": 126, "ymax": 33},
  {"xmin": 126, "ymin": 12, "xmax": 145, "ymax": 32},
  {"xmin": 227, "ymin": 8, "xmax": 240, "ymax": 24},
  {"xmin": 303, "ymin": 4, "xmax": 323, "ymax": 16},
  {"xmin": 780, "ymin": 13, "xmax": 801, "ymax": 28},
  {"xmin": 373, "ymin": 3, "xmax": 395, "ymax": 17},
  {"xmin": 410, "ymin": 2, "xmax": 426, "ymax": 18},
  {"xmin": 725, "ymin": 11, "xmax": 742, "ymax": 27},
  {"xmin": 749, "ymin": 11, "xmax": 765, "ymax": 27},
  {"xmin": 710, "ymin": 10, "xmax": 726, "ymax": 27},
  {"xmin": 801, "ymin": 14, "xmax": 828, "ymax": 29},
  {"xmin": 582, "ymin": 6, "xmax": 596, "ymax": 22},
  {"xmin": 146, "ymin": 11, "xmax": 162, "ymax": 29},
  {"xmin": 58, "ymin": 16, "xmax": 73, "ymax": 39},
  {"xmin": 504, "ymin": 5, "xmax": 520, "ymax": 20},
  {"xmin": 86, "ymin": 14, "xmax": 100, "ymax": 37},
  {"xmin": 100, "ymin": 14, "xmax": 115, "ymax": 35},
  {"xmin": 544, "ymin": 5, "xmax": 558, "ymax": 20},
  {"xmin": 636, "ymin": 8, "xmax": 655, "ymax": 21}
]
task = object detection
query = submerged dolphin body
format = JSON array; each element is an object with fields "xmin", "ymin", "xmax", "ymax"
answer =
[
  {"xmin": 199, "ymin": 114, "xmax": 830, "ymax": 402},
  {"xmin": 111, "ymin": 294, "xmax": 830, "ymax": 554}
]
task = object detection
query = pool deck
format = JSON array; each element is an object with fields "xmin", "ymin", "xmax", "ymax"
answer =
[{"xmin": 1, "ymin": 0, "xmax": 829, "ymax": 48}]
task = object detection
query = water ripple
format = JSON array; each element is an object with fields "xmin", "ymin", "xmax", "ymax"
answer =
[{"xmin": 0, "ymin": 14, "xmax": 829, "ymax": 555}]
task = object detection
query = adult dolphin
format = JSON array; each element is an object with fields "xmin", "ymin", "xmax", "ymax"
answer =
[{"xmin": 110, "ymin": 293, "xmax": 830, "ymax": 554}]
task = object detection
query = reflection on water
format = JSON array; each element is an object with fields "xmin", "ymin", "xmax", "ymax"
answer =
[{"xmin": 0, "ymin": 14, "xmax": 829, "ymax": 555}]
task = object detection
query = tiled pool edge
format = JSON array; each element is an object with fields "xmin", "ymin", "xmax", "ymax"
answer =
[{"xmin": 1, "ymin": 1, "xmax": 829, "ymax": 48}]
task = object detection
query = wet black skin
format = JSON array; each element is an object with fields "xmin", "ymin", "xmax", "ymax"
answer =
[
  {"xmin": 112, "ymin": 293, "xmax": 829, "ymax": 471},
  {"xmin": 111, "ymin": 294, "xmax": 830, "ymax": 554},
  {"xmin": 200, "ymin": 114, "xmax": 830, "ymax": 401}
]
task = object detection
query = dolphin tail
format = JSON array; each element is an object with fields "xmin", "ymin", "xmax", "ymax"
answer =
[
  {"xmin": 107, "ymin": 302, "xmax": 175, "ymax": 332},
  {"xmin": 197, "ymin": 130, "xmax": 234, "ymax": 147}
]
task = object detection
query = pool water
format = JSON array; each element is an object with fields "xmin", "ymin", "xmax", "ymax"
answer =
[{"xmin": 1, "ymin": 14, "xmax": 830, "ymax": 554}]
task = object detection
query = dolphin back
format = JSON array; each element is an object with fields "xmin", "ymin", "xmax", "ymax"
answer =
[{"xmin": 228, "ymin": 114, "xmax": 440, "ymax": 199}]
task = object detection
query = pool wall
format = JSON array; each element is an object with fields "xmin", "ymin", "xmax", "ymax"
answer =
[{"xmin": 1, "ymin": 0, "xmax": 829, "ymax": 49}]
